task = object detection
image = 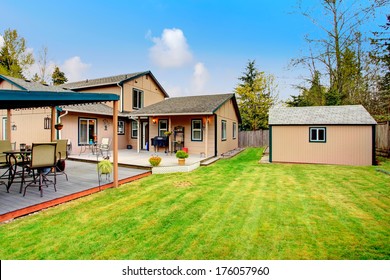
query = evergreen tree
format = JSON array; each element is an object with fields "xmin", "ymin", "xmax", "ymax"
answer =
[
  {"xmin": 51, "ymin": 66, "xmax": 68, "ymax": 85},
  {"xmin": 235, "ymin": 60, "xmax": 277, "ymax": 130},
  {"xmin": 0, "ymin": 28, "xmax": 34, "ymax": 78}
]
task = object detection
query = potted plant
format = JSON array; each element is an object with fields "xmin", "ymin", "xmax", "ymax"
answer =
[
  {"xmin": 149, "ymin": 155, "xmax": 162, "ymax": 167},
  {"xmin": 164, "ymin": 131, "xmax": 172, "ymax": 136},
  {"xmin": 176, "ymin": 150, "xmax": 188, "ymax": 166},
  {"xmin": 97, "ymin": 159, "xmax": 113, "ymax": 175},
  {"xmin": 54, "ymin": 122, "xmax": 63, "ymax": 130}
]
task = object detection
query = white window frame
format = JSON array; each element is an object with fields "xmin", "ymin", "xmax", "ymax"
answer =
[
  {"xmin": 158, "ymin": 119, "xmax": 168, "ymax": 136},
  {"xmin": 309, "ymin": 127, "xmax": 326, "ymax": 143},
  {"xmin": 131, "ymin": 120, "xmax": 138, "ymax": 139},
  {"xmin": 191, "ymin": 119, "xmax": 203, "ymax": 141},
  {"xmin": 79, "ymin": 118, "xmax": 97, "ymax": 145},
  {"xmin": 118, "ymin": 120, "xmax": 125, "ymax": 135},
  {"xmin": 221, "ymin": 120, "xmax": 227, "ymax": 141},
  {"xmin": 132, "ymin": 88, "xmax": 144, "ymax": 110},
  {"xmin": 233, "ymin": 122, "xmax": 237, "ymax": 139},
  {"xmin": 2, "ymin": 117, "xmax": 7, "ymax": 140}
]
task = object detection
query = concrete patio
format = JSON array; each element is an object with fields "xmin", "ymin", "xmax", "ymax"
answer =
[{"xmin": 69, "ymin": 149, "xmax": 218, "ymax": 173}]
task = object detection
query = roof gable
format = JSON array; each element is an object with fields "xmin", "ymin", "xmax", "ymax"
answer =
[
  {"xmin": 63, "ymin": 71, "xmax": 169, "ymax": 97},
  {"xmin": 269, "ymin": 105, "xmax": 377, "ymax": 125}
]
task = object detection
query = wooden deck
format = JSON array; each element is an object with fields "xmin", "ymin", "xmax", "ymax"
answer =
[{"xmin": 0, "ymin": 160, "xmax": 151, "ymax": 223}]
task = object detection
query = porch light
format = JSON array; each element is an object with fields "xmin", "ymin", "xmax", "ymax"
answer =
[
  {"xmin": 11, "ymin": 124, "xmax": 17, "ymax": 131},
  {"xmin": 44, "ymin": 116, "xmax": 51, "ymax": 129},
  {"xmin": 152, "ymin": 118, "xmax": 157, "ymax": 124}
]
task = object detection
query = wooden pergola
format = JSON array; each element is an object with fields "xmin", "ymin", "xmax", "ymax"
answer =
[{"xmin": 0, "ymin": 88, "xmax": 121, "ymax": 187}]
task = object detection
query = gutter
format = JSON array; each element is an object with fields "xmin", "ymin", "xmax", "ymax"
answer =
[{"xmin": 117, "ymin": 82, "xmax": 123, "ymax": 112}]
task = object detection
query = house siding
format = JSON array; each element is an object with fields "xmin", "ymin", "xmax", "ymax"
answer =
[
  {"xmin": 61, "ymin": 113, "xmax": 129, "ymax": 155},
  {"xmin": 147, "ymin": 115, "xmax": 216, "ymax": 156},
  {"xmin": 271, "ymin": 125, "xmax": 373, "ymax": 166},
  {"xmin": 214, "ymin": 99, "xmax": 239, "ymax": 155}
]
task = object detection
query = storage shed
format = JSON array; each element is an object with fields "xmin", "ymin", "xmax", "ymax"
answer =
[{"xmin": 268, "ymin": 105, "xmax": 377, "ymax": 166}]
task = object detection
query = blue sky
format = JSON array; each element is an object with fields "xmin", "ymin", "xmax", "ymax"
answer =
[{"xmin": 0, "ymin": 0, "xmax": 388, "ymax": 100}]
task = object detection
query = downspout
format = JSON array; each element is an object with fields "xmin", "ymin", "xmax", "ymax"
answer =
[
  {"xmin": 269, "ymin": 125, "xmax": 272, "ymax": 163},
  {"xmin": 117, "ymin": 82, "xmax": 123, "ymax": 112},
  {"xmin": 372, "ymin": 124, "xmax": 376, "ymax": 165},
  {"xmin": 214, "ymin": 114, "xmax": 218, "ymax": 157},
  {"xmin": 57, "ymin": 106, "xmax": 68, "ymax": 140}
]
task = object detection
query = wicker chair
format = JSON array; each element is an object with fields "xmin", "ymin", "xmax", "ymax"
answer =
[
  {"xmin": 22, "ymin": 143, "xmax": 57, "ymax": 197},
  {"xmin": 99, "ymin": 138, "xmax": 111, "ymax": 158}
]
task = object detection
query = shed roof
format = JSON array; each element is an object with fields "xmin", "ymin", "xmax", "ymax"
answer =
[
  {"xmin": 130, "ymin": 93, "xmax": 241, "ymax": 121},
  {"xmin": 269, "ymin": 105, "xmax": 377, "ymax": 125},
  {"xmin": 63, "ymin": 70, "xmax": 169, "ymax": 98}
]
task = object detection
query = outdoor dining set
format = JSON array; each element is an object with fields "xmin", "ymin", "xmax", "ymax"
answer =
[{"xmin": 0, "ymin": 139, "xmax": 68, "ymax": 197}]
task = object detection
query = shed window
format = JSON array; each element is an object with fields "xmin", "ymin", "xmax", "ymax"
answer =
[{"xmin": 309, "ymin": 127, "xmax": 326, "ymax": 142}]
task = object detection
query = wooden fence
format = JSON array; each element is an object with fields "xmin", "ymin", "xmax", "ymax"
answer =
[
  {"xmin": 376, "ymin": 121, "xmax": 390, "ymax": 157},
  {"xmin": 238, "ymin": 130, "xmax": 269, "ymax": 148}
]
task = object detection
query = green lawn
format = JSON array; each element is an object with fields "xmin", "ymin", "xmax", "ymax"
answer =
[{"xmin": 0, "ymin": 148, "xmax": 389, "ymax": 260}]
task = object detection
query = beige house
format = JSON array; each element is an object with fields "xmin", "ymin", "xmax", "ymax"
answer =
[
  {"xmin": 269, "ymin": 105, "xmax": 377, "ymax": 166},
  {"xmin": 1, "ymin": 72, "xmax": 241, "ymax": 157},
  {"xmin": 59, "ymin": 71, "xmax": 169, "ymax": 154}
]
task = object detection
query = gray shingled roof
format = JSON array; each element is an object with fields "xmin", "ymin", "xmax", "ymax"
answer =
[
  {"xmin": 269, "ymin": 105, "xmax": 377, "ymax": 125},
  {"xmin": 0, "ymin": 75, "xmax": 73, "ymax": 92},
  {"xmin": 130, "ymin": 93, "xmax": 239, "ymax": 117},
  {"xmin": 63, "ymin": 72, "xmax": 147, "ymax": 89},
  {"xmin": 61, "ymin": 103, "xmax": 129, "ymax": 117}
]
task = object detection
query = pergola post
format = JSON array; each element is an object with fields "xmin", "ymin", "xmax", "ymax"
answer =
[
  {"xmin": 137, "ymin": 116, "xmax": 140, "ymax": 153},
  {"xmin": 6, "ymin": 109, "xmax": 11, "ymax": 142},
  {"xmin": 113, "ymin": 100, "xmax": 119, "ymax": 188},
  {"xmin": 205, "ymin": 116, "xmax": 209, "ymax": 157},
  {"xmin": 51, "ymin": 107, "xmax": 56, "ymax": 141}
]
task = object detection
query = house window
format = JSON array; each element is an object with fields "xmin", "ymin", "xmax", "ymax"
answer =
[
  {"xmin": 233, "ymin": 122, "xmax": 237, "ymax": 139},
  {"xmin": 118, "ymin": 120, "xmax": 125, "ymax": 135},
  {"xmin": 132, "ymin": 88, "xmax": 144, "ymax": 110},
  {"xmin": 309, "ymin": 127, "xmax": 326, "ymax": 142},
  {"xmin": 158, "ymin": 119, "xmax": 168, "ymax": 136},
  {"xmin": 221, "ymin": 120, "xmax": 227, "ymax": 141},
  {"xmin": 131, "ymin": 120, "xmax": 138, "ymax": 139},
  {"xmin": 191, "ymin": 119, "xmax": 203, "ymax": 141},
  {"xmin": 79, "ymin": 118, "xmax": 97, "ymax": 145}
]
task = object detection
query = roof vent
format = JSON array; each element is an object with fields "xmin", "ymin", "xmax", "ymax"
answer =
[{"xmin": 24, "ymin": 79, "xmax": 31, "ymax": 83}]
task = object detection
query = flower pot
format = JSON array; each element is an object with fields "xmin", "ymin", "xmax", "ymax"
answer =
[
  {"xmin": 55, "ymin": 124, "xmax": 63, "ymax": 130},
  {"xmin": 178, "ymin": 158, "xmax": 185, "ymax": 166}
]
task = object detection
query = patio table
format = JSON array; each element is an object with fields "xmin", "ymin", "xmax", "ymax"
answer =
[{"xmin": 3, "ymin": 150, "xmax": 31, "ymax": 192}]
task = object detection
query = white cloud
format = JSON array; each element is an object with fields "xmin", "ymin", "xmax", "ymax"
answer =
[
  {"xmin": 0, "ymin": 35, "xmax": 4, "ymax": 48},
  {"xmin": 62, "ymin": 56, "xmax": 91, "ymax": 82},
  {"xmin": 149, "ymin": 28, "xmax": 193, "ymax": 68},
  {"xmin": 192, "ymin": 62, "xmax": 209, "ymax": 93}
]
